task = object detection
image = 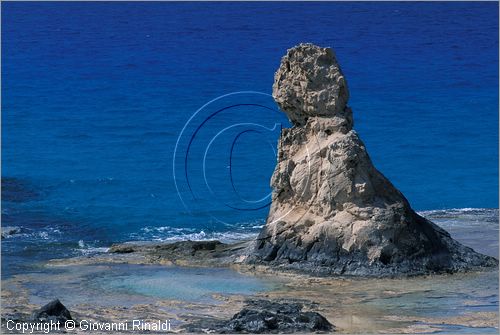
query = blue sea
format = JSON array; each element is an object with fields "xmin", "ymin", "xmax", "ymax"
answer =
[{"xmin": 2, "ymin": 2, "xmax": 498, "ymax": 277}]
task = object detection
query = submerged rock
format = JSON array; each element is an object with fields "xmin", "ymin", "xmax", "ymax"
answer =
[
  {"xmin": 247, "ymin": 43, "xmax": 498, "ymax": 276},
  {"xmin": 219, "ymin": 299, "xmax": 333, "ymax": 333},
  {"xmin": 31, "ymin": 299, "xmax": 72, "ymax": 323},
  {"xmin": 1, "ymin": 177, "xmax": 40, "ymax": 203},
  {"xmin": 1, "ymin": 226, "xmax": 24, "ymax": 239}
]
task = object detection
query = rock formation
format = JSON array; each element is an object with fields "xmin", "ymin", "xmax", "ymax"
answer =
[
  {"xmin": 218, "ymin": 300, "xmax": 333, "ymax": 333},
  {"xmin": 247, "ymin": 43, "xmax": 497, "ymax": 276},
  {"xmin": 183, "ymin": 299, "xmax": 333, "ymax": 333},
  {"xmin": 31, "ymin": 299, "xmax": 72, "ymax": 323}
]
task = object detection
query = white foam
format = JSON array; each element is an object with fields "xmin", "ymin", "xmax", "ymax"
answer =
[
  {"xmin": 131, "ymin": 223, "xmax": 261, "ymax": 244},
  {"xmin": 78, "ymin": 246, "xmax": 110, "ymax": 255},
  {"xmin": 152, "ymin": 231, "xmax": 258, "ymax": 243},
  {"xmin": 418, "ymin": 207, "xmax": 495, "ymax": 216},
  {"xmin": 130, "ymin": 209, "xmax": 498, "ymax": 244}
]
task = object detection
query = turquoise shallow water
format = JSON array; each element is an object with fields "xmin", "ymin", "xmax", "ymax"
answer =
[
  {"xmin": 19, "ymin": 264, "xmax": 279, "ymax": 307},
  {"xmin": 92, "ymin": 265, "xmax": 278, "ymax": 303}
]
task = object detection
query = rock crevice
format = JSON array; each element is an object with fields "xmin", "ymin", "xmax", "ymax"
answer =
[{"xmin": 247, "ymin": 43, "xmax": 497, "ymax": 276}]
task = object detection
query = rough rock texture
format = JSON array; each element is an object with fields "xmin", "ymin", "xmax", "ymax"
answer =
[
  {"xmin": 31, "ymin": 299, "xmax": 72, "ymax": 323},
  {"xmin": 216, "ymin": 300, "xmax": 333, "ymax": 333},
  {"xmin": 1, "ymin": 226, "xmax": 24, "ymax": 239},
  {"xmin": 247, "ymin": 43, "xmax": 498, "ymax": 276},
  {"xmin": 182, "ymin": 299, "xmax": 333, "ymax": 334},
  {"xmin": 273, "ymin": 44, "xmax": 350, "ymax": 127}
]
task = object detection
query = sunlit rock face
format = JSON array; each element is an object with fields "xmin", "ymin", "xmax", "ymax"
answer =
[
  {"xmin": 246, "ymin": 43, "xmax": 497, "ymax": 276},
  {"xmin": 272, "ymin": 44, "xmax": 350, "ymax": 127}
]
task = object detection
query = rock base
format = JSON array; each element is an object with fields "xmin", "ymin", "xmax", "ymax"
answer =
[{"xmin": 245, "ymin": 43, "xmax": 498, "ymax": 277}]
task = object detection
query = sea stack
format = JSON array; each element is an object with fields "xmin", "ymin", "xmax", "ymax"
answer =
[{"xmin": 247, "ymin": 43, "xmax": 497, "ymax": 276}]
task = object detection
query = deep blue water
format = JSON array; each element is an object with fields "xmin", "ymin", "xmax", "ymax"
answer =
[{"xmin": 2, "ymin": 2, "xmax": 498, "ymax": 276}]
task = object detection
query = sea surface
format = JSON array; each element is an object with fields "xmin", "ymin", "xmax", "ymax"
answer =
[{"xmin": 2, "ymin": 2, "xmax": 498, "ymax": 277}]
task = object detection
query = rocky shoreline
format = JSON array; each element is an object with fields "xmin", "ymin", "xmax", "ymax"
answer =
[
  {"xmin": 2, "ymin": 295, "xmax": 333, "ymax": 334},
  {"xmin": 2, "ymin": 248, "xmax": 498, "ymax": 334},
  {"xmin": 61, "ymin": 237, "xmax": 496, "ymax": 278}
]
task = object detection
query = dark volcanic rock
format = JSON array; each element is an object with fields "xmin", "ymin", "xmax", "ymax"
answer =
[
  {"xmin": 107, "ymin": 240, "xmax": 248, "ymax": 267},
  {"xmin": 1, "ymin": 226, "xmax": 25, "ymax": 239},
  {"xmin": 31, "ymin": 299, "xmax": 72, "ymax": 323},
  {"xmin": 183, "ymin": 299, "xmax": 333, "ymax": 334},
  {"xmin": 245, "ymin": 43, "xmax": 498, "ymax": 276},
  {"xmin": 109, "ymin": 244, "xmax": 136, "ymax": 253},
  {"xmin": 109, "ymin": 240, "xmax": 223, "ymax": 255},
  {"xmin": 219, "ymin": 300, "xmax": 333, "ymax": 333}
]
